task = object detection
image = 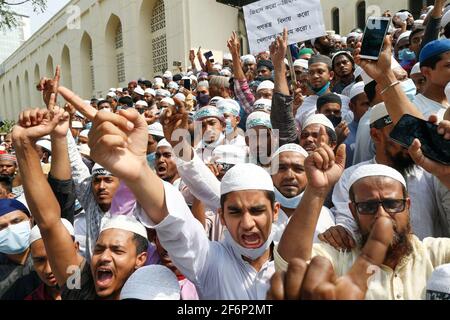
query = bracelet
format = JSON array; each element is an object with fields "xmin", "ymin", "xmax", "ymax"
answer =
[{"xmin": 380, "ymin": 81, "xmax": 400, "ymax": 95}]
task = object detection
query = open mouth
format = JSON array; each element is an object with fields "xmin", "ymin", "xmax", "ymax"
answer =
[
  {"xmin": 241, "ymin": 233, "xmax": 262, "ymax": 249},
  {"xmin": 96, "ymin": 268, "xmax": 114, "ymax": 289},
  {"xmin": 156, "ymin": 164, "xmax": 167, "ymax": 176}
]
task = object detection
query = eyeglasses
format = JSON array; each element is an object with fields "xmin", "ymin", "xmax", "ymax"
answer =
[{"xmin": 353, "ymin": 199, "xmax": 406, "ymax": 215}]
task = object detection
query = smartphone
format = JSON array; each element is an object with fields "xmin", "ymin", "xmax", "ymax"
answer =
[
  {"xmin": 173, "ymin": 61, "xmax": 182, "ymax": 67},
  {"xmin": 204, "ymin": 51, "xmax": 213, "ymax": 60},
  {"xmin": 360, "ymin": 17, "xmax": 391, "ymax": 60},
  {"xmin": 389, "ymin": 114, "xmax": 450, "ymax": 165},
  {"xmin": 183, "ymin": 79, "xmax": 191, "ymax": 91}
]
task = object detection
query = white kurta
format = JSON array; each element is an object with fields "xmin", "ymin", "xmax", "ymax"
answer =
[
  {"xmin": 135, "ymin": 181, "xmax": 275, "ymax": 300},
  {"xmin": 413, "ymin": 94, "xmax": 448, "ymax": 121},
  {"xmin": 331, "ymin": 158, "xmax": 444, "ymax": 240}
]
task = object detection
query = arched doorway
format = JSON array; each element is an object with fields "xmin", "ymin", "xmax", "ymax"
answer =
[
  {"xmin": 105, "ymin": 14, "xmax": 124, "ymax": 88},
  {"xmin": 80, "ymin": 32, "xmax": 94, "ymax": 98},
  {"xmin": 61, "ymin": 45, "xmax": 73, "ymax": 89},
  {"xmin": 357, "ymin": 1, "xmax": 366, "ymax": 31},
  {"xmin": 332, "ymin": 8, "xmax": 340, "ymax": 34}
]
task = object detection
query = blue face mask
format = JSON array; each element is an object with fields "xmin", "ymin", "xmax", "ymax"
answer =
[
  {"xmin": 0, "ymin": 221, "xmax": 31, "ymax": 255},
  {"xmin": 398, "ymin": 48, "xmax": 416, "ymax": 62},
  {"xmin": 225, "ymin": 119, "xmax": 234, "ymax": 136},
  {"xmin": 147, "ymin": 152, "xmax": 156, "ymax": 169},
  {"xmin": 400, "ymin": 78, "xmax": 417, "ymax": 102},
  {"xmin": 310, "ymin": 81, "xmax": 331, "ymax": 96}
]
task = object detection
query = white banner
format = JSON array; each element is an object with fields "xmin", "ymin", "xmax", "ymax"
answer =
[{"xmin": 243, "ymin": 0, "xmax": 327, "ymax": 54}]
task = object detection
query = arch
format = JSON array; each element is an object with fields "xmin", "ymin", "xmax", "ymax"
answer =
[
  {"xmin": 15, "ymin": 75, "xmax": 22, "ymax": 114},
  {"xmin": 356, "ymin": 1, "xmax": 366, "ymax": 31},
  {"xmin": 151, "ymin": 0, "xmax": 167, "ymax": 75},
  {"xmin": 105, "ymin": 14, "xmax": 124, "ymax": 88},
  {"xmin": 33, "ymin": 64, "xmax": 41, "ymax": 106},
  {"xmin": 8, "ymin": 81, "xmax": 13, "ymax": 120},
  {"xmin": 331, "ymin": 8, "xmax": 340, "ymax": 34},
  {"xmin": 61, "ymin": 45, "xmax": 73, "ymax": 89},
  {"xmin": 24, "ymin": 70, "xmax": 31, "ymax": 107},
  {"xmin": 80, "ymin": 32, "xmax": 94, "ymax": 98},
  {"xmin": 139, "ymin": 0, "xmax": 157, "ymax": 77},
  {"xmin": 46, "ymin": 55, "xmax": 54, "ymax": 77}
]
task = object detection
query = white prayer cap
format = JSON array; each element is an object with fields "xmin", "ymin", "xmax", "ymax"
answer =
[
  {"xmin": 221, "ymin": 163, "xmax": 274, "ymax": 195},
  {"xmin": 302, "ymin": 114, "xmax": 335, "ymax": 133},
  {"xmin": 396, "ymin": 31, "xmax": 412, "ymax": 45},
  {"xmin": 79, "ymin": 129, "xmax": 90, "ymax": 139},
  {"xmin": 168, "ymin": 81, "xmax": 179, "ymax": 90},
  {"xmin": 189, "ymin": 74, "xmax": 198, "ymax": 82},
  {"xmin": 134, "ymin": 86, "xmax": 145, "ymax": 96},
  {"xmin": 212, "ymin": 145, "xmax": 248, "ymax": 165},
  {"xmin": 135, "ymin": 100, "xmax": 148, "ymax": 107},
  {"xmin": 333, "ymin": 34, "xmax": 342, "ymax": 41},
  {"xmin": 197, "ymin": 80, "xmax": 209, "ymax": 88},
  {"xmin": 252, "ymin": 98, "xmax": 272, "ymax": 113},
  {"xmin": 156, "ymin": 89, "xmax": 171, "ymax": 98},
  {"xmin": 145, "ymin": 88, "xmax": 156, "ymax": 96},
  {"xmin": 257, "ymin": 80, "xmax": 275, "ymax": 92},
  {"xmin": 246, "ymin": 111, "xmax": 272, "ymax": 130},
  {"xmin": 341, "ymin": 36, "xmax": 347, "ymax": 44},
  {"xmin": 348, "ymin": 164, "xmax": 407, "ymax": 190},
  {"xmin": 360, "ymin": 69, "xmax": 374, "ymax": 86},
  {"xmin": 209, "ymin": 96, "xmax": 225, "ymax": 106},
  {"xmin": 194, "ymin": 106, "xmax": 224, "ymax": 121},
  {"xmin": 293, "ymin": 59, "xmax": 309, "ymax": 70},
  {"xmin": 217, "ymin": 99, "xmax": 241, "ymax": 117},
  {"xmin": 107, "ymin": 92, "xmax": 117, "ymax": 98},
  {"xmin": 78, "ymin": 143, "xmax": 91, "ymax": 157},
  {"xmin": 115, "ymin": 88, "xmax": 123, "ymax": 93},
  {"xmin": 271, "ymin": 143, "xmax": 308, "ymax": 161},
  {"xmin": 30, "ymin": 218, "xmax": 74, "ymax": 244},
  {"xmin": 148, "ymin": 122, "xmax": 164, "ymax": 137},
  {"xmin": 163, "ymin": 71, "xmax": 173, "ymax": 79},
  {"xmin": 347, "ymin": 32, "xmax": 361, "ymax": 40},
  {"xmin": 154, "ymin": 78, "xmax": 164, "ymax": 85},
  {"xmin": 213, "ymin": 63, "xmax": 223, "ymax": 71},
  {"xmin": 442, "ymin": 10, "xmax": 450, "ymax": 28},
  {"xmin": 92, "ymin": 163, "xmax": 113, "ymax": 177},
  {"xmin": 109, "ymin": 88, "xmax": 116, "ymax": 92},
  {"xmin": 36, "ymin": 139, "xmax": 52, "ymax": 152},
  {"xmin": 120, "ymin": 265, "xmax": 180, "ymax": 300},
  {"xmin": 414, "ymin": 20, "xmax": 424, "ymax": 27},
  {"xmin": 100, "ymin": 215, "xmax": 148, "ymax": 240},
  {"xmin": 241, "ymin": 54, "xmax": 256, "ymax": 65},
  {"xmin": 72, "ymin": 121, "xmax": 83, "ymax": 129},
  {"xmin": 410, "ymin": 62, "xmax": 421, "ymax": 75},
  {"xmin": 426, "ymin": 264, "xmax": 450, "ymax": 300},
  {"xmin": 223, "ymin": 53, "xmax": 233, "ymax": 61},
  {"xmin": 173, "ymin": 93, "xmax": 186, "ymax": 102},
  {"xmin": 370, "ymin": 102, "xmax": 392, "ymax": 127},
  {"xmin": 157, "ymin": 138, "xmax": 172, "ymax": 149},
  {"xmin": 220, "ymin": 68, "xmax": 232, "ymax": 77},
  {"xmin": 160, "ymin": 97, "xmax": 175, "ymax": 106},
  {"xmin": 349, "ymin": 81, "xmax": 366, "ymax": 100}
]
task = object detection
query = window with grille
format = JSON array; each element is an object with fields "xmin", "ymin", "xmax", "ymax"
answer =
[
  {"xmin": 115, "ymin": 24, "xmax": 123, "ymax": 49},
  {"xmin": 117, "ymin": 52, "xmax": 125, "ymax": 83},
  {"xmin": 151, "ymin": 0, "xmax": 166, "ymax": 33},
  {"xmin": 90, "ymin": 65, "xmax": 95, "ymax": 91},
  {"xmin": 151, "ymin": 0, "xmax": 167, "ymax": 75}
]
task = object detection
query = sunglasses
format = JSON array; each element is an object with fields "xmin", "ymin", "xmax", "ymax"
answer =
[{"xmin": 353, "ymin": 199, "xmax": 406, "ymax": 215}]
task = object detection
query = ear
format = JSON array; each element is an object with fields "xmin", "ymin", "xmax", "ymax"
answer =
[
  {"xmin": 235, "ymin": 116, "xmax": 241, "ymax": 124},
  {"xmin": 74, "ymin": 241, "xmax": 80, "ymax": 252},
  {"xmin": 349, "ymin": 101, "xmax": 355, "ymax": 113},
  {"xmin": 218, "ymin": 207, "xmax": 226, "ymax": 226},
  {"xmin": 420, "ymin": 66, "xmax": 431, "ymax": 79},
  {"xmin": 370, "ymin": 127, "xmax": 382, "ymax": 143},
  {"xmin": 7, "ymin": 193, "xmax": 15, "ymax": 199},
  {"xmin": 272, "ymin": 202, "xmax": 280, "ymax": 223},
  {"xmin": 135, "ymin": 251, "xmax": 148, "ymax": 269},
  {"xmin": 329, "ymin": 70, "xmax": 335, "ymax": 81},
  {"xmin": 405, "ymin": 197, "xmax": 411, "ymax": 211}
]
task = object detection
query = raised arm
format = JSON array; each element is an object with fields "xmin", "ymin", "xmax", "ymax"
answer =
[
  {"xmin": 277, "ymin": 128, "xmax": 346, "ymax": 262},
  {"xmin": 12, "ymin": 103, "xmax": 83, "ymax": 287}
]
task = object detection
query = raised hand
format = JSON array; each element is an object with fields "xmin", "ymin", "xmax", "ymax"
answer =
[
  {"xmin": 268, "ymin": 217, "xmax": 393, "ymax": 300},
  {"xmin": 159, "ymin": 97, "xmax": 189, "ymax": 149},
  {"xmin": 58, "ymin": 86, "xmax": 97, "ymax": 120},
  {"xmin": 227, "ymin": 31, "xmax": 241, "ymax": 57},
  {"xmin": 269, "ymin": 28, "xmax": 288, "ymax": 68},
  {"xmin": 335, "ymin": 121, "xmax": 350, "ymax": 146},
  {"xmin": 36, "ymin": 65, "xmax": 60, "ymax": 108},
  {"xmin": 189, "ymin": 49, "xmax": 196, "ymax": 63},
  {"xmin": 353, "ymin": 36, "xmax": 393, "ymax": 84},
  {"xmin": 304, "ymin": 126, "xmax": 346, "ymax": 193},
  {"xmin": 318, "ymin": 225, "xmax": 356, "ymax": 251}
]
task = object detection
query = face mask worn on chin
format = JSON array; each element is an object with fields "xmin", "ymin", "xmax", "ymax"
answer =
[
  {"xmin": 326, "ymin": 115, "xmax": 343, "ymax": 128},
  {"xmin": 224, "ymin": 229, "xmax": 274, "ymax": 260},
  {"xmin": 203, "ymin": 133, "xmax": 224, "ymax": 149},
  {"xmin": 197, "ymin": 94, "xmax": 210, "ymax": 107},
  {"xmin": 0, "ymin": 221, "xmax": 31, "ymax": 255},
  {"xmin": 310, "ymin": 81, "xmax": 331, "ymax": 97},
  {"xmin": 147, "ymin": 152, "xmax": 156, "ymax": 168},
  {"xmin": 225, "ymin": 119, "xmax": 234, "ymax": 136},
  {"xmin": 398, "ymin": 48, "xmax": 416, "ymax": 62},
  {"xmin": 274, "ymin": 187, "xmax": 304, "ymax": 209},
  {"xmin": 400, "ymin": 78, "xmax": 417, "ymax": 102}
]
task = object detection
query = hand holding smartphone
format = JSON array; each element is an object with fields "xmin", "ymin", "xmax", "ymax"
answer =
[{"xmin": 360, "ymin": 17, "xmax": 391, "ymax": 61}]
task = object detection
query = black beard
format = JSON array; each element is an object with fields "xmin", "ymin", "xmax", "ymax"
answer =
[{"xmin": 389, "ymin": 152, "xmax": 415, "ymax": 176}]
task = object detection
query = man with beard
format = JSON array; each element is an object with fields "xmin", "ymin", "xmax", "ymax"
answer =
[
  {"xmin": 299, "ymin": 114, "xmax": 337, "ymax": 154},
  {"xmin": 331, "ymin": 51, "xmax": 356, "ymax": 95},
  {"xmin": 320, "ymin": 103, "xmax": 445, "ymax": 251},
  {"xmin": 155, "ymin": 139, "xmax": 181, "ymax": 188},
  {"xmin": 311, "ymin": 35, "xmax": 336, "ymax": 57},
  {"xmin": 270, "ymin": 144, "xmax": 335, "ymax": 242},
  {"xmin": 0, "ymin": 154, "xmax": 22, "ymax": 198},
  {"xmin": 274, "ymin": 133, "xmax": 450, "ymax": 299}
]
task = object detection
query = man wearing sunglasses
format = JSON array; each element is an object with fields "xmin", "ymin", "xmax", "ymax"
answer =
[{"xmin": 320, "ymin": 103, "xmax": 445, "ymax": 250}]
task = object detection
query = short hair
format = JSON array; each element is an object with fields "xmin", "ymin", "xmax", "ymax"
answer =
[
  {"xmin": 220, "ymin": 190, "xmax": 275, "ymax": 210},
  {"xmin": 209, "ymin": 75, "xmax": 230, "ymax": 89},
  {"xmin": 133, "ymin": 233, "xmax": 149, "ymax": 255},
  {"xmin": 409, "ymin": 28, "xmax": 424, "ymax": 44},
  {"xmin": 143, "ymin": 80, "xmax": 153, "ymax": 88},
  {"xmin": 326, "ymin": 127, "xmax": 337, "ymax": 144},
  {"xmin": 0, "ymin": 176, "xmax": 12, "ymax": 193},
  {"xmin": 97, "ymin": 100, "xmax": 110, "ymax": 107},
  {"xmin": 421, "ymin": 53, "xmax": 444, "ymax": 70}
]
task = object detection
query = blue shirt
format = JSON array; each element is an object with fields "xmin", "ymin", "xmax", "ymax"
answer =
[{"xmin": 345, "ymin": 120, "xmax": 359, "ymax": 168}]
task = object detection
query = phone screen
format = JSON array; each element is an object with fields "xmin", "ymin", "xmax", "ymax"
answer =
[
  {"xmin": 389, "ymin": 114, "xmax": 450, "ymax": 165},
  {"xmin": 183, "ymin": 79, "xmax": 191, "ymax": 91},
  {"xmin": 204, "ymin": 51, "xmax": 213, "ymax": 60},
  {"xmin": 360, "ymin": 18, "xmax": 390, "ymax": 60}
]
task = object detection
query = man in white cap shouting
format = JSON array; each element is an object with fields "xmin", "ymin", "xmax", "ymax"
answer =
[
  {"xmin": 274, "ymin": 134, "xmax": 450, "ymax": 299},
  {"xmin": 216, "ymin": 99, "xmax": 246, "ymax": 149},
  {"xmin": 12, "ymin": 108, "xmax": 149, "ymax": 300},
  {"xmin": 87, "ymin": 104, "xmax": 282, "ymax": 299}
]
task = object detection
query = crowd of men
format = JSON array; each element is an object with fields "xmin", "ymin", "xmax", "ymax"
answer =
[{"xmin": 1, "ymin": 1, "xmax": 450, "ymax": 300}]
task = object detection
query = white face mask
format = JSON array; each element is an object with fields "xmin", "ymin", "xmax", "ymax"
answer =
[
  {"xmin": 223, "ymin": 229, "xmax": 273, "ymax": 261},
  {"xmin": 274, "ymin": 187, "xmax": 304, "ymax": 209},
  {"xmin": 0, "ymin": 221, "xmax": 31, "ymax": 255},
  {"xmin": 203, "ymin": 133, "xmax": 225, "ymax": 148}
]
